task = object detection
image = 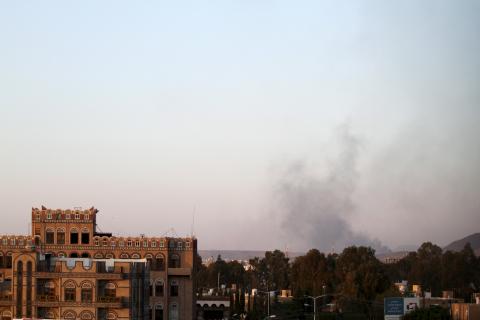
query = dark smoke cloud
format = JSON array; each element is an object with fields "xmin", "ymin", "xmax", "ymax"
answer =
[{"xmin": 275, "ymin": 123, "xmax": 390, "ymax": 254}]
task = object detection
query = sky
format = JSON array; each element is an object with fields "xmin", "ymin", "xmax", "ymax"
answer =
[{"xmin": 1, "ymin": 1, "xmax": 479, "ymax": 252}]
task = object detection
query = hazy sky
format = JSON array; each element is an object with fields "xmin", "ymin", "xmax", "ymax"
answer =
[{"xmin": 1, "ymin": 1, "xmax": 479, "ymax": 252}]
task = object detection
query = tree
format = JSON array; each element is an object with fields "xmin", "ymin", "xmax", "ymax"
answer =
[
  {"xmin": 336, "ymin": 246, "xmax": 389, "ymax": 315},
  {"xmin": 291, "ymin": 249, "xmax": 337, "ymax": 297}
]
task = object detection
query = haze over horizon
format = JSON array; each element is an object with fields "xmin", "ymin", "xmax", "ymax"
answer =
[{"xmin": 1, "ymin": 1, "xmax": 479, "ymax": 253}]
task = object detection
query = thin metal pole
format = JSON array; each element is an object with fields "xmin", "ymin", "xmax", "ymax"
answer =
[{"xmin": 267, "ymin": 292, "xmax": 270, "ymax": 317}]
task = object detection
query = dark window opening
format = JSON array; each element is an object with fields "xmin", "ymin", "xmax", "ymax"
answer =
[
  {"xmin": 155, "ymin": 308, "xmax": 163, "ymax": 320},
  {"xmin": 168, "ymin": 255, "xmax": 180, "ymax": 268},
  {"xmin": 70, "ymin": 232, "xmax": 78, "ymax": 244},
  {"xmin": 154, "ymin": 257, "xmax": 165, "ymax": 271},
  {"xmin": 45, "ymin": 231, "xmax": 54, "ymax": 244},
  {"xmin": 81, "ymin": 232, "xmax": 90, "ymax": 244},
  {"xmin": 64, "ymin": 288, "xmax": 76, "ymax": 302},
  {"xmin": 6, "ymin": 255, "xmax": 12, "ymax": 268},
  {"xmin": 81, "ymin": 252, "xmax": 90, "ymax": 258},
  {"xmin": 70, "ymin": 253, "xmax": 78, "ymax": 258},
  {"xmin": 81, "ymin": 288, "xmax": 92, "ymax": 303},
  {"xmin": 170, "ymin": 284, "xmax": 178, "ymax": 297},
  {"xmin": 155, "ymin": 282, "xmax": 164, "ymax": 297}
]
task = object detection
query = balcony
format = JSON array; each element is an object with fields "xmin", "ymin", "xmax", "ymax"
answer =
[
  {"xmin": 34, "ymin": 266, "xmax": 127, "ymax": 279},
  {"xmin": 168, "ymin": 267, "xmax": 191, "ymax": 276},
  {"xmin": 33, "ymin": 296, "xmax": 129, "ymax": 308},
  {"xmin": 96, "ymin": 296, "xmax": 130, "ymax": 308},
  {"xmin": 33, "ymin": 295, "xmax": 59, "ymax": 307}
]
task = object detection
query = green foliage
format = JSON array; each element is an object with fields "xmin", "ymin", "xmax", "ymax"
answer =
[
  {"xmin": 388, "ymin": 242, "xmax": 480, "ymax": 300},
  {"xmin": 336, "ymin": 246, "xmax": 389, "ymax": 301},
  {"xmin": 291, "ymin": 249, "xmax": 337, "ymax": 296},
  {"xmin": 195, "ymin": 241, "xmax": 480, "ymax": 319}
]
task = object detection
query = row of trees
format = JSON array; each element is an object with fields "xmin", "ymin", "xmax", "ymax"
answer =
[
  {"xmin": 195, "ymin": 242, "xmax": 480, "ymax": 317},
  {"xmin": 385, "ymin": 242, "xmax": 480, "ymax": 300}
]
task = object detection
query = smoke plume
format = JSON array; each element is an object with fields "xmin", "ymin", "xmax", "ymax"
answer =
[{"xmin": 275, "ymin": 123, "xmax": 390, "ymax": 254}]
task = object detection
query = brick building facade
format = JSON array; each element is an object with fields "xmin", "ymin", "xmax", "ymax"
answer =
[{"xmin": 0, "ymin": 206, "xmax": 197, "ymax": 320}]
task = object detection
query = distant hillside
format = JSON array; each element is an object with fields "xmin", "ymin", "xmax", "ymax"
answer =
[
  {"xmin": 444, "ymin": 233, "xmax": 480, "ymax": 256},
  {"xmin": 198, "ymin": 250, "xmax": 304, "ymax": 262}
]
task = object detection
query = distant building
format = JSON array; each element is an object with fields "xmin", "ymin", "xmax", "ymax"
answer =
[{"xmin": 0, "ymin": 206, "xmax": 197, "ymax": 320}]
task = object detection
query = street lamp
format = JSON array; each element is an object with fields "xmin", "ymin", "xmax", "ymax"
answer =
[{"xmin": 305, "ymin": 294, "xmax": 328, "ymax": 320}]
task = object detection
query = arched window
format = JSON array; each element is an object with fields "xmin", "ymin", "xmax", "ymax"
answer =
[
  {"xmin": 106, "ymin": 311, "xmax": 117, "ymax": 320},
  {"xmin": 105, "ymin": 253, "xmax": 114, "ymax": 259},
  {"xmin": 155, "ymin": 279, "xmax": 164, "ymax": 297},
  {"xmin": 154, "ymin": 254, "xmax": 165, "ymax": 271},
  {"xmin": 69, "ymin": 252, "xmax": 78, "ymax": 258},
  {"xmin": 94, "ymin": 253, "xmax": 104, "ymax": 259},
  {"xmin": 120, "ymin": 253, "xmax": 129, "ymax": 259},
  {"xmin": 64, "ymin": 281, "xmax": 76, "ymax": 302},
  {"xmin": 81, "ymin": 252, "xmax": 90, "ymax": 258},
  {"xmin": 57, "ymin": 228, "xmax": 65, "ymax": 244},
  {"xmin": 169, "ymin": 254, "xmax": 180, "ymax": 268},
  {"xmin": 70, "ymin": 228, "xmax": 79, "ymax": 244},
  {"xmin": 45, "ymin": 228, "xmax": 54, "ymax": 244},
  {"xmin": 155, "ymin": 304, "xmax": 164, "ymax": 320},
  {"xmin": 57, "ymin": 252, "xmax": 66, "ymax": 258},
  {"xmin": 169, "ymin": 303, "xmax": 178, "ymax": 320},
  {"xmin": 170, "ymin": 280, "xmax": 178, "ymax": 297},
  {"xmin": 131, "ymin": 253, "xmax": 140, "ymax": 259},
  {"xmin": 81, "ymin": 281, "xmax": 93, "ymax": 303},
  {"xmin": 81, "ymin": 228, "xmax": 90, "ymax": 244}
]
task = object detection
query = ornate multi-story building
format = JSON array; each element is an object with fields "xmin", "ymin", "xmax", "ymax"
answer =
[{"xmin": 0, "ymin": 206, "xmax": 197, "ymax": 320}]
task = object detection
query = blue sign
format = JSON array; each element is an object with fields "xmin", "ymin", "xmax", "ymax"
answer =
[{"xmin": 385, "ymin": 297, "xmax": 404, "ymax": 316}]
